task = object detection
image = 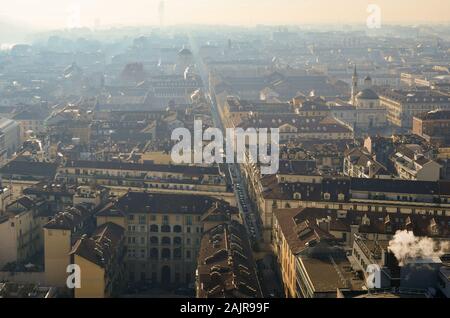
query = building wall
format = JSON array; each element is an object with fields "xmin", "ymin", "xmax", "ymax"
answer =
[
  {"xmin": 381, "ymin": 96, "xmax": 450, "ymax": 128},
  {"xmin": 74, "ymin": 256, "xmax": 105, "ymax": 298},
  {"xmin": 44, "ymin": 228, "xmax": 72, "ymax": 287},
  {"xmin": 96, "ymin": 215, "xmax": 126, "ymax": 228},
  {"xmin": 96, "ymin": 212, "xmax": 203, "ymax": 286},
  {"xmin": 0, "ymin": 118, "xmax": 21, "ymax": 158},
  {"xmin": 355, "ymin": 99, "xmax": 387, "ymax": 129},
  {"xmin": 0, "ymin": 218, "xmax": 18, "ymax": 267},
  {"xmin": 272, "ymin": 217, "xmax": 298, "ymax": 298},
  {"xmin": 258, "ymin": 194, "xmax": 450, "ymax": 242},
  {"xmin": 0, "ymin": 209, "xmax": 40, "ymax": 267},
  {"xmin": 141, "ymin": 152, "xmax": 173, "ymax": 165},
  {"xmin": 17, "ymin": 120, "xmax": 46, "ymax": 143},
  {"xmin": 416, "ymin": 162, "xmax": 442, "ymax": 182}
]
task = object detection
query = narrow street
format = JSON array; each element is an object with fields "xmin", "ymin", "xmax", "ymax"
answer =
[{"xmin": 188, "ymin": 33, "xmax": 283, "ymax": 297}]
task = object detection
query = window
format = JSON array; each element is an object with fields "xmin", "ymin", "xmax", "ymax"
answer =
[
  {"xmin": 161, "ymin": 225, "xmax": 171, "ymax": 233},
  {"xmin": 186, "ymin": 250, "xmax": 191, "ymax": 259},
  {"xmin": 162, "ymin": 248, "xmax": 171, "ymax": 260},
  {"xmin": 174, "ymin": 237, "xmax": 182, "ymax": 245},
  {"xmin": 162, "ymin": 237, "xmax": 171, "ymax": 245},
  {"xmin": 139, "ymin": 215, "xmax": 146, "ymax": 224},
  {"xmin": 150, "ymin": 248, "xmax": 158, "ymax": 260},
  {"xmin": 174, "ymin": 248, "xmax": 182, "ymax": 260},
  {"xmin": 150, "ymin": 236, "xmax": 158, "ymax": 244},
  {"xmin": 150, "ymin": 225, "xmax": 159, "ymax": 232},
  {"xmin": 186, "ymin": 215, "xmax": 193, "ymax": 225},
  {"xmin": 173, "ymin": 225, "xmax": 182, "ymax": 233}
]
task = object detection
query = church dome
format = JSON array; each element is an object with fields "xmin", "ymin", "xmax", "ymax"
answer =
[{"xmin": 356, "ymin": 88, "xmax": 379, "ymax": 100}]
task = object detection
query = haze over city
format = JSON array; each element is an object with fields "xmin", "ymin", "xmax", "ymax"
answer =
[
  {"xmin": 0, "ymin": 0, "xmax": 450, "ymax": 306},
  {"xmin": 1, "ymin": 0, "xmax": 450, "ymax": 30}
]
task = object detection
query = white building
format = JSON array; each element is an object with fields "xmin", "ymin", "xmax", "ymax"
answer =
[
  {"xmin": 392, "ymin": 145, "xmax": 442, "ymax": 181},
  {"xmin": 0, "ymin": 118, "xmax": 21, "ymax": 165},
  {"xmin": 350, "ymin": 67, "xmax": 387, "ymax": 130}
]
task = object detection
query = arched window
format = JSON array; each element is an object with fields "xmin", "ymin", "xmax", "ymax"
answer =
[
  {"xmin": 150, "ymin": 236, "xmax": 158, "ymax": 244},
  {"xmin": 174, "ymin": 248, "xmax": 182, "ymax": 260},
  {"xmin": 161, "ymin": 225, "xmax": 171, "ymax": 233},
  {"xmin": 162, "ymin": 237, "xmax": 171, "ymax": 245},
  {"xmin": 150, "ymin": 225, "xmax": 159, "ymax": 232},
  {"xmin": 150, "ymin": 248, "xmax": 158, "ymax": 260},
  {"xmin": 161, "ymin": 248, "xmax": 171, "ymax": 260},
  {"xmin": 173, "ymin": 225, "xmax": 182, "ymax": 233},
  {"xmin": 173, "ymin": 237, "xmax": 182, "ymax": 245}
]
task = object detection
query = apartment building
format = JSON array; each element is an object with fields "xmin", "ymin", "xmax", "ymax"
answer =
[
  {"xmin": 44, "ymin": 203, "xmax": 97, "ymax": 287},
  {"xmin": 0, "ymin": 196, "xmax": 47, "ymax": 267},
  {"xmin": 95, "ymin": 191, "xmax": 239, "ymax": 286},
  {"xmin": 257, "ymin": 177, "xmax": 450, "ymax": 242},
  {"xmin": 272, "ymin": 207, "xmax": 450, "ymax": 298},
  {"xmin": 272, "ymin": 208, "xmax": 365, "ymax": 298},
  {"xmin": 56, "ymin": 161, "xmax": 230, "ymax": 198},
  {"xmin": 343, "ymin": 148, "xmax": 390, "ymax": 179},
  {"xmin": 412, "ymin": 109, "xmax": 450, "ymax": 146},
  {"xmin": 196, "ymin": 221, "xmax": 262, "ymax": 298},
  {"xmin": 379, "ymin": 89, "xmax": 450, "ymax": 128},
  {"xmin": 69, "ymin": 222, "xmax": 126, "ymax": 298},
  {"xmin": 0, "ymin": 160, "xmax": 58, "ymax": 199},
  {"xmin": 0, "ymin": 118, "xmax": 21, "ymax": 165},
  {"xmin": 392, "ymin": 145, "xmax": 442, "ymax": 181}
]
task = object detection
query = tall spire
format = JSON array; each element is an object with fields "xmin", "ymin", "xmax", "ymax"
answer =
[{"xmin": 351, "ymin": 64, "xmax": 358, "ymax": 105}]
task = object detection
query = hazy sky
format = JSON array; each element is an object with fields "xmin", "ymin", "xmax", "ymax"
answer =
[{"xmin": 1, "ymin": 0, "xmax": 450, "ymax": 29}]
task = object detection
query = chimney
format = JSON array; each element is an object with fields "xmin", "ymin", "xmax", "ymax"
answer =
[{"xmin": 316, "ymin": 217, "xmax": 331, "ymax": 232}]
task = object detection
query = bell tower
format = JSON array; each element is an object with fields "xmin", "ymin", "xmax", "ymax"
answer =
[{"xmin": 351, "ymin": 64, "xmax": 358, "ymax": 105}]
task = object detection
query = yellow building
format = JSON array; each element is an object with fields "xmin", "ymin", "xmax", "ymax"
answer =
[
  {"xmin": 272, "ymin": 207, "xmax": 448, "ymax": 298},
  {"xmin": 69, "ymin": 222, "xmax": 125, "ymax": 298},
  {"xmin": 44, "ymin": 204, "xmax": 95, "ymax": 287},
  {"xmin": 96, "ymin": 191, "xmax": 239, "ymax": 286},
  {"xmin": 0, "ymin": 196, "xmax": 45, "ymax": 267}
]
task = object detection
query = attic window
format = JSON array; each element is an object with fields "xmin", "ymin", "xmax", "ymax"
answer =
[{"xmin": 293, "ymin": 192, "xmax": 301, "ymax": 200}]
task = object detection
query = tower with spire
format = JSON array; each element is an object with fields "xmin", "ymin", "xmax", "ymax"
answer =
[
  {"xmin": 351, "ymin": 64, "xmax": 358, "ymax": 106},
  {"xmin": 158, "ymin": 1, "xmax": 165, "ymax": 28}
]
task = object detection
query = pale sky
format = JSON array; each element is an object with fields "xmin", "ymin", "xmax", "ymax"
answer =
[{"xmin": 1, "ymin": 0, "xmax": 450, "ymax": 29}]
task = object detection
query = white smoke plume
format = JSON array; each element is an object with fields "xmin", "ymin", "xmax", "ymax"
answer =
[{"xmin": 388, "ymin": 230, "xmax": 449, "ymax": 266}]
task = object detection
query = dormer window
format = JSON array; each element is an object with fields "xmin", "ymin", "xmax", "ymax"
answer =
[{"xmin": 293, "ymin": 192, "xmax": 301, "ymax": 200}]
